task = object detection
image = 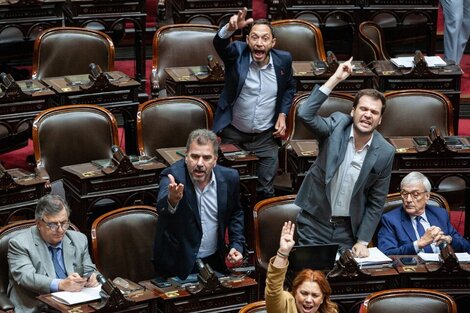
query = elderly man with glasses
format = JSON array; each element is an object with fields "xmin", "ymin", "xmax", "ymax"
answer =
[
  {"xmin": 377, "ymin": 171, "xmax": 470, "ymax": 255},
  {"xmin": 7, "ymin": 194, "xmax": 98, "ymax": 312}
]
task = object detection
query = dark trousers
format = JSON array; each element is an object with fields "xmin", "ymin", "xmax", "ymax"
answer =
[{"xmin": 220, "ymin": 124, "xmax": 279, "ymax": 198}]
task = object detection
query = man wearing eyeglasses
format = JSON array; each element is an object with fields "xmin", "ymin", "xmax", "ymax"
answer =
[
  {"xmin": 7, "ymin": 194, "xmax": 98, "ymax": 312},
  {"xmin": 377, "ymin": 171, "xmax": 470, "ymax": 255}
]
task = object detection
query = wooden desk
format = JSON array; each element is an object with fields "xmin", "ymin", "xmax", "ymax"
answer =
[
  {"xmin": 41, "ymin": 71, "xmax": 141, "ymax": 154},
  {"xmin": 0, "ymin": 168, "xmax": 47, "ymax": 225},
  {"xmin": 373, "ymin": 60, "xmax": 462, "ymax": 132},
  {"xmin": 388, "ymin": 136, "xmax": 470, "ymax": 237},
  {"xmin": 265, "ymin": 0, "xmax": 438, "ymax": 58},
  {"xmin": 293, "ymin": 61, "xmax": 375, "ymax": 94},
  {"xmin": 63, "ymin": 0, "xmax": 147, "ymax": 84},
  {"xmin": 0, "ymin": 0, "xmax": 65, "ymax": 63},
  {"xmin": 60, "ymin": 158, "xmax": 165, "ymax": 233},
  {"xmin": 38, "ymin": 288, "xmax": 158, "ymax": 312},
  {"xmin": 0, "ymin": 79, "xmax": 54, "ymax": 151},
  {"xmin": 140, "ymin": 276, "xmax": 257, "ymax": 313}
]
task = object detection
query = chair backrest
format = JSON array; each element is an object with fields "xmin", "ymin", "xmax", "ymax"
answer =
[
  {"xmin": 239, "ymin": 300, "xmax": 267, "ymax": 313},
  {"xmin": 136, "ymin": 96, "xmax": 214, "ymax": 157},
  {"xmin": 362, "ymin": 288, "xmax": 457, "ymax": 313},
  {"xmin": 271, "ymin": 19, "xmax": 326, "ymax": 61},
  {"xmin": 253, "ymin": 195, "xmax": 300, "ymax": 272},
  {"xmin": 32, "ymin": 104, "xmax": 119, "ymax": 182},
  {"xmin": 0, "ymin": 220, "xmax": 79, "ymax": 294},
  {"xmin": 91, "ymin": 205, "xmax": 158, "ymax": 282},
  {"xmin": 151, "ymin": 24, "xmax": 220, "ymax": 91},
  {"xmin": 358, "ymin": 21, "xmax": 390, "ymax": 64},
  {"xmin": 378, "ymin": 89, "xmax": 454, "ymax": 137},
  {"xmin": 286, "ymin": 92, "xmax": 354, "ymax": 142},
  {"xmin": 384, "ymin": 192, "xmax": 450, "ymax": 215},
  {"xmin": 32, "ymin": 27, "xmax": 115, "ymax": 79}
]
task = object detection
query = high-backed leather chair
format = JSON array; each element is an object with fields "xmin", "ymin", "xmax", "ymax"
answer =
[
  {"xmin": 358, "ymin": 21, "xmax": 391, "ymax": 65},
  {"xmin": 271, "ymin": 19, "xmax": 326, "ymax": 61},
  {"xmin": 31, "ymin": 27, "xmax": 115, "ymax": 80},
  {"xmin": 361, "ymin": 288, "xmax": 457, "ymax": 313},
  {"xmin": 90, "ymin": 205, "xmax": 158, "ymax": 282},
  {"xmin": 253, "ymin": 195, "xmax": 299, "ymax": 294},
  {"xmin": 150, "ymin": 24, "xmax": 220, "ymax": 97},
  {"xmin": 239, "ymin": 300, "xmax": 267, "ymax": 313},
  {"xmin": 32, "ymin": 105, "xmax": 119, "ymax": 183},
  {"xmin": 378, "ymin": 90, "xmax": 454, "ymax": 137},
  {"xmin": 0, "ymin": 220, "xmax": 79, "ymax": 312},
  {"xmin": 136, "ymin": 96, "xmax": 213, "ymax": 157}
]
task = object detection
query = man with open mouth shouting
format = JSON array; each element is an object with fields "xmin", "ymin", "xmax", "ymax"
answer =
[{"xmin": 213, "ymin": 8, "xmax": 296, "ymax": 201}]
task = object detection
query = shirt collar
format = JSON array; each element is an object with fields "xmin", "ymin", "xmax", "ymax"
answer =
[
  {"xmin": 349, "ymin": 127, "xmax": 373, "ymax": 151},
  {"xmin": 249, "ymin": 51, "xmax": 274, "ymax": 69}
]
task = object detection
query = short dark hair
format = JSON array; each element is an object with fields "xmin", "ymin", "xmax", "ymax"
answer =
[
  {"xmin": 249, "ymin": 19, "xmax": 275, "ymax": 38},
  {"xmin": 353, "ymin": 89, "xmax": 386, "ymax": 115},
  {"xmin": 185, "ymin": 129, "xmax": 219, "ymax": 156},
  {"xmin": 35, "ymin": 194, "xmax": 70, "ymax": 221}
]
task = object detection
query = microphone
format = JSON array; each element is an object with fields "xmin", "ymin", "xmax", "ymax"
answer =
[
  {"xmin": 96, "ymin": 273, "xmax": 107, "ymax": 285},
  {"xmin": 111, "ymin": 145, "xmax": 125, "ymax": 164},
  {"xmin": 89, "ymin": 63, "xmax": 103, "ymax": 79},
  {"xmin": 195, "ymin": 258, "xmax": 205, "ymax": 271}
]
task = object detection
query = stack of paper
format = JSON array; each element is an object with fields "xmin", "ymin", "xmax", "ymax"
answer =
[
  {"xmin": 390, "ymin": 56, "xmax": 447, "ymax": 68},
  {"xmin": 51, "ymin": 285, "xmax": 102, "ymax": 305},
  {"xmin": 354, "ymin": 247, "xmax": 393, "ymax": 268}
]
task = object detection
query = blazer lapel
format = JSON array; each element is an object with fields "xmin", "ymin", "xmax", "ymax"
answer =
[
  {"xmin": 183, "ymin": 167, "xmax": 202, "ymax": 230},
  {"xmin": 215, "ymin": 167, "xmax": 228, "ymax": 222},
  {"xmin": 352, "ymin": 133, "xmax": 379, "ymax": 196},
  {"xmin": 32, "ymin": 227, "xmax": 56, "ymax": 278},
  {"xmin": 62, "ymin": 233, "xmax": 76, "ymax": 276},
  {"xmin": 236, "ymin": 49, "xmax": 251, "ymax": 94},
  {"xmin": 401, "ymin": 208, "xmax": 418, "ymax": 241},
  {"xmin": 325, "ymin": 124, "xmax": 351, "ymax": 185}
]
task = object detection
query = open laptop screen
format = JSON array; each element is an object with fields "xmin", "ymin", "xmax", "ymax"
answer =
[{"xmin": 288, "ymin": 244, "xmax": 339, "ymax": 272}]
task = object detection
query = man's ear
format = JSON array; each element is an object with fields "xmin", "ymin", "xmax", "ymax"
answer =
[
  {"xmin": 350, "ymin": 108, "xmax": 355, "ymax": 117},
  {"xmin": 272, "ymin": 37, "xmax": 276, "ymax": 48}
]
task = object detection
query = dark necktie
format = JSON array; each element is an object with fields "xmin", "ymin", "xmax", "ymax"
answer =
[
  {"xmin": 416, "ymin": 216, "xmax": 433, "ymax": 253},
  {"xmin": 49, "ymin": 247, "xmax": 67, "ymax": 279}
]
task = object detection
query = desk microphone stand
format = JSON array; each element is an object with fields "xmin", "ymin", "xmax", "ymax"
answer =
[{"xmin": 327, "ymin": 249, "xmax": 371, "ymax": 279}]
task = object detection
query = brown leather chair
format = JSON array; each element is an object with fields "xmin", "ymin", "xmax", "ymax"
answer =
[
  {"xmin": 150, "ymin": 24, "xmax": 220, "ymax": 97},
  {"xmin": 31, "ymin": 27, "xmax": 115, "ymax": 80},
  {"xmin": 239, "ymin": 300, "xmax": 267, "ymax": 313},
  {"xmin": 361, "ymin": 288, "xmax": 457, "ymax": 313},
  {"xmin": 32, "ymin": 104, "xmax": 119, "ymax": 183},
  {"xmin": 136, "ymin": 96, "xmax": 213, "ymax": 157},
  {"xmin": 0, "ymin": 220, "xmax": 79, "ymax": 312},
  {"xmin": 271, "ymin": 19, "xmax": 326, "ymax": 61},
  {"xmin": 358, "ymin": 21, "xmax": 391, "ymax": 65},
  {"xmin": 378, "ymin": 90, "xmax": 454, "ymax": 137},
  {"xmin": 90, "ymin": 205, "xmax": 158, "ymax": 282},
  {"xmin": 253, "ymin": 195, "xmax": 299, "ymax": 294}
]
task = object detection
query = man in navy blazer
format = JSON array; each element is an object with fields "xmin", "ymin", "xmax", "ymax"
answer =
[
  {"xmin": 295, "ymin": 59, "xmax": 395, "ymax": 257},
  {"xmin": 213, "ymin": 8, "xmax": 296, "ymax": 199},
  {"xmin": 153, "ymin": 129, "xmax": 245, "ymax": 279},
  {"xmin": 378, "ymin": 171, "xmax": 470, "ymax": 255}
]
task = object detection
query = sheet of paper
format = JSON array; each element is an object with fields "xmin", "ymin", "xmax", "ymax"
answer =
[
  {"xmin": 418, "ymin": 252, "xmax": 440, "ymax": 262},
  {"xmin": 354, "ymin": 247, "xmax": 392, "ymax": 265},
  {"xmin": 51, "ymin": 285, "xmax": 101, "ymax": 305},
  {"xmin": 390, "ymin": 56, "xmax": 447, "ymax": 68},
  {"xmin": 456, "ymin": 252, "xmax": 470, "ymax": 262}
]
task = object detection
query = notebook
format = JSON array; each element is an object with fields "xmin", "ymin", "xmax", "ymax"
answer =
[{"xmin": 288, "ymin": 244, "xmax": 339, "ymax": 271}]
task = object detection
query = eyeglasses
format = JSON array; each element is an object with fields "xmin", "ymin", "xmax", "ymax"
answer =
[
  {"xmin": 41, "ymin": 219, "xmax": 70, "ymax": 231},
  {"xmin": 400, "ymin": 190, "xmax": 427, "ymax": 200}
]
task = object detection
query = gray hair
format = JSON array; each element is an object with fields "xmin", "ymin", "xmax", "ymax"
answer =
[
  {"xmin": 185, "ymin": 129, "xmax": 219, "ymax": 156},
  {"xmin": 400, "ymin": 172, "xmax": 432, "ymax": 192},
  {"xmin": 35, "ymin": 194, "xmax": 70, "ymax": 220}
]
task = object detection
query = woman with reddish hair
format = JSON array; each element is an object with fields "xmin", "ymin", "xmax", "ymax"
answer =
[{"xmin": 265, "ymin": 221, "xmax": 338, "ymax": 313}]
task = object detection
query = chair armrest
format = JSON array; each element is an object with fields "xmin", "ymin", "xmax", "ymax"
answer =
[
  {"xmin": 150, "ymin": 68, "xmax": 160, "ymax": 98},
  {"xmin": 0, "ymin": 293, "xmax": 14, "ymax": 312}
]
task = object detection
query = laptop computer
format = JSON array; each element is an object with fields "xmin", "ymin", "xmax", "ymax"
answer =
[{"xmin": 288, "ymin": 244, "xmax": 339, "ymax": 272}]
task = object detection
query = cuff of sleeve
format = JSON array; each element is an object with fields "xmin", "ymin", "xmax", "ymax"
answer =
[
  {"xmin": 167, "ymin": 201, "xmax": 178, "ymax": 214},
  {"xmin": 413, "ymin": 240, "xmax": 420, "ymax": 253},
  {"xmin": 218, "ymin": 24, "xmax": 235, "ymax": 39},
  {"xmin": 319, "ymin": 85, "xmax": 332, "ymax": 96},
  {"xmin": 357, "ymin": 240, "xmax": 369, "ymax": 246},
  {"xmin": 50, "ymin": 279, "xmax": 60, "ymax": 292}
]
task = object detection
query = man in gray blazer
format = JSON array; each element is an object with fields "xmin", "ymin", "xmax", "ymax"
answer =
[
  {"xmin": 295, "ymin": 58, "xmax": 395, "ymax": 257},
  {"xmin": 8, "ymin": 195, "xmax": 98, "ymax": 312}
]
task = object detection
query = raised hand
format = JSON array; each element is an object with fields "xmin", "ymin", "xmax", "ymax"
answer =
[
  {"xmin": 227, "ymin": 7, "xmax": 254, "ymax": 32},
  {"xmin": 167, "ymin": 174, "xmax": 184, "ymax": 207},
  {"xmin": 279, "ymin": 221, "xmax": 295, "ymax": 255}
]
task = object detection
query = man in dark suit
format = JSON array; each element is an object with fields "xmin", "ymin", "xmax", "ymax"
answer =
[
  {"xmin": 378, "ymin": 171, "xmax": 470, "ymax": 255},
  {"xmin": 153, "ymin": 129, "xmax": 245, "ymax": 279},
  {"xmin": 295, "ymin": 58, "xmax": 395, "ymax": 257},
  {"xmin": 8, "ymin": 195, "xmax": 98, "ymax": 313},
  {"xmin": 213, "ymin": 8, "xmax": 296, "ymax": 199}
]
